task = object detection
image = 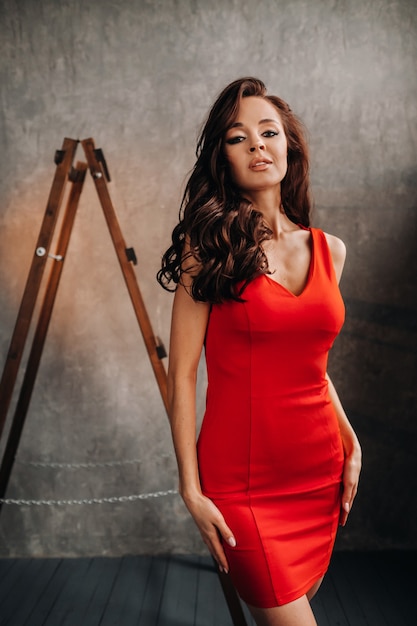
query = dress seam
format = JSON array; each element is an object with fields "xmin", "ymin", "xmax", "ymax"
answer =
[
  {"xmin": 242, "ymin": 299, "xmax": 253, "ymax": 497},
  {"xmin": 247, "ymin": 497, "xmax": 279, "ymax": 606},
  {"xmin": 244, "ymin": 283, "xmax": 279, "ymax": 606}
]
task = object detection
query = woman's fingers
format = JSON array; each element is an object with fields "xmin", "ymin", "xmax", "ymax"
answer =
[
  {"xmin": 340, "ymin": 487, "xmax": 356, "ymax": 526},
  {"xmin": 186, "ymin": 495, "xmax": 236, "ymax": 573},
  {"xmin": 203, "ymin": 528, "xmax": 229, "ymax": 573},
  {"xmin": 340, "ymin": 454, "xmax": 361, "ymax": 526},
  {"xmin": 202, "ymin": 506, "xmax": 236, "ymax": 573},
  {"xmin": 213, "ymin": 518, "xmax": 236, "ymax": 572},
  {"xmin": 218, "ymin": 517, "xmax": 237, "ymax": 548}
]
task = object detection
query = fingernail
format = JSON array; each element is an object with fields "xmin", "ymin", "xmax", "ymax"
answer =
[
  {"xmin": 227, "ymin": 537, "xmax": 236, "ymax": 547},
  {"xmin": 344, "ymin": 502, "xmax": 350, "ymax": 512}
]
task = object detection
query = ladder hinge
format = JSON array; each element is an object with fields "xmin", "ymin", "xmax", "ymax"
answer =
[
  {"xmin": 156, "ymin": 338, "xmax": 167, "ymax": 359},
  {"xmin": 94, "ymin": 148, "xmax": 111, "ymax": 181},
  {"xmin": 54, "ymin": 149, "xmax": 65, "ymax": 165},
  {"xmin": 125, "ymin": 247, "xmax": 137, "ymax": 265}
]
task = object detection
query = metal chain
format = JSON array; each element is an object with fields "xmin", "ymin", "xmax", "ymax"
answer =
[
  {"xmin": 0, "ymin": 489, "xmax": 178, "ymax": 507},
  {"xmin": 15, "ymin": 454, "xmax": 172, "ymax": 470},
  {"xmin": 5, "ymin": 456, "xmax": 178, "ymax": 506},
  {"xmin": 17, "ymin": 460, "xmax": 141, "ymax": 469}
]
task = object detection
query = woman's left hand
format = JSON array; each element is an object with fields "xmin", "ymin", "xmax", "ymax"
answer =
[{"xmin": 340, "ymin": 447, "xmax": 362, "ymax": 526}]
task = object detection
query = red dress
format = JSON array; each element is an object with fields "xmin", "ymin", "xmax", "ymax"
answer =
[{"xmin": 197, "ymin": 227, "xmax": 345, "ymax": 608}]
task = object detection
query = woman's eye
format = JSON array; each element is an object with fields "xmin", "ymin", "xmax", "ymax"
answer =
[
  {"xmin": 262, "ymin": 130, "xmax": 279, "ymax": 138},
  {"xmin": 226, "ymin": 136, "xmax": 245, "ymax": 145}
]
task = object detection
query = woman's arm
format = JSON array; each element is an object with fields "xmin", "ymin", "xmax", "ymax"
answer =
[
  {"xmin": 167, "ymin": 279, "xmax": 236, "ymax": 572},
  {"xmin": 326, "ymin": 373, "xmax": 362, "ymax": 526},
  {"xmin": 324, "ymin": 231, "xmax": 362, "ymax": 525}
]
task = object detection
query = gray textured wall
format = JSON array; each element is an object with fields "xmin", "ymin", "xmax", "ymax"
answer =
[{"xmin": 0, "ymin": 0, "xmax": 416, "ymax": 557}]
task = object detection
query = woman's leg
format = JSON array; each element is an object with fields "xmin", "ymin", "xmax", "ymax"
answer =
[
  {"xmin": 247, "ymin": 595, "xmax": 317, "ymax": 626},
  {"xmin": 307, "ymin": 575, "xmax": 324, "ymax": 601}
]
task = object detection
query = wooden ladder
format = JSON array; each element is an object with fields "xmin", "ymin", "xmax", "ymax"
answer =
[{"xmin": 0, "ymin": 138, "xmax": 248, "ymax": 626}]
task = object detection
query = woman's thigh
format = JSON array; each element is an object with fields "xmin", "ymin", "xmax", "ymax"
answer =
[{"xmin": 247, "ymin": 594, "xmax": 317, "ymax": 626}]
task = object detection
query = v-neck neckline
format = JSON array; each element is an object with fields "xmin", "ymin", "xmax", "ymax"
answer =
[{"xmin": 261, "ymin": 228, "xmax": 314, "ymax": 298}]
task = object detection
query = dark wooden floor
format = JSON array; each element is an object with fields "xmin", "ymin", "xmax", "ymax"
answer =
[{"xmin": 0, "ymin": 552, "xmax": 415, "ymax": 625}]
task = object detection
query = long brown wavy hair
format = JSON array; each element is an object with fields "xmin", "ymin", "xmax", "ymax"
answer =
[{"xmin": 157, "ymin": 77, "xmax": 312, "ymax": 303}]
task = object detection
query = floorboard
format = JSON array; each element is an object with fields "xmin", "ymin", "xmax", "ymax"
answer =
[
  {"xmin": 100, "ymin": 555, "xmax": 152, "ymax": 626},
  {"xmin": 0, "ymin": 552, "xmax": 415, "ymax": 625},
  {"xmin": 139, "ymin": 555, "xmax": 169, "ymax": 624},
  {"xmin": 157, "ymin": 556, "xmax": 199, "ymax": 626},
  {"xmin": 366, "ymin": 551, "xmax": 416, "ymax": 625},
  {"xmin": 28, "ymin": 559, "xmax": 82, "ymax": 626},
  {"xmin": 324, "ymin": 553, "xmax": 367, "ymax": 626},
  {"xmin": 42, "ymin": 558, "xmax": 94, "ymax": 626}
]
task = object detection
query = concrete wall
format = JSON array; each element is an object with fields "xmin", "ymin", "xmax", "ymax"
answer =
[{"xmin": 0, "ymin": 0, "xmax": 416, "ymax": 557}]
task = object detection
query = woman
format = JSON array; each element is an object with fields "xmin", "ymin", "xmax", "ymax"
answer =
[{"xmin": 157, "ymin": 77, "xmax": 361, "ymax": 626}]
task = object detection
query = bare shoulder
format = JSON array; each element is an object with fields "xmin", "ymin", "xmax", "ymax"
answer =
[{"xmin": 323, "ymin": 232, "xmax": 346, "ymax": 283}]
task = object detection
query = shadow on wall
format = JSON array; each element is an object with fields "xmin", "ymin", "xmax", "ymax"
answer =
[{"xmin": 328, "ymin": 208, "xmax": 417, "ymax": 551}]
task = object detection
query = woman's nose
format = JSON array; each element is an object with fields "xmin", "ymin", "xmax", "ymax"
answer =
[{"xmin": 249, "ymin": 139, "xmax": 265, "ymax": 152}]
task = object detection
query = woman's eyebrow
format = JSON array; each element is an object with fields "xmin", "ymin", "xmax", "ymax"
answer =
[
  {"xmin": 259, "ymin": 118, "xmax": 281, "ymax": 124},
  {"xmin": 229, "ymin": 118, "xmax": 281, "ymax": 129}
]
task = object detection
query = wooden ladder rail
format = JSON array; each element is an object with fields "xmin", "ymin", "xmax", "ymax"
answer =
[
  {"xmin": 0, "ymin": 138, "xmax": 79, "ymax": 440},
  {"xmin": 80, "ymin": 138, "xmax": 168, "ymax": 411},
  {"xmin": 0, "ymin": 162, "xmax": 87, "ymax": 507}
]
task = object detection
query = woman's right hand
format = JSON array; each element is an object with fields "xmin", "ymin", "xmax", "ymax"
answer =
[{"xmin": 182, "ymin": 491, "xmax": 236, "ymax": 573}]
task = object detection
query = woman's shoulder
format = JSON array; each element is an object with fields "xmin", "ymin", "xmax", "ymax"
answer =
[{"xmin": 316, "ymin": 229, "xmax": 346, "ymax": 283}]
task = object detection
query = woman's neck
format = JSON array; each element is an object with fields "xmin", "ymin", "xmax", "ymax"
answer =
[{"xmin": 246, "ymin": 188, "xmax": 297, "ymax": 238}]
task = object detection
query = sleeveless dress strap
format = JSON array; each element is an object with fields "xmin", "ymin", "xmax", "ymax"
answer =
[{"xmin": 310, "ymin": 228, "xmax": 338, "ymax": 285}]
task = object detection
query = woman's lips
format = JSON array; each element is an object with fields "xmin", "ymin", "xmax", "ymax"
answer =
[{"xmin": 249, "ymin": 158, "xmax": 272, "ymax": 170}]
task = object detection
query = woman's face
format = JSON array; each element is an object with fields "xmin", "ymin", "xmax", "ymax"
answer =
[{"xmin": 223, "ymin": 96, "xmax": 288, "ymax": 198}]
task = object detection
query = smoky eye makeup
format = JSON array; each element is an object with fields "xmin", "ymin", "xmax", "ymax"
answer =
[{"xmin": 225, "ymin": 135, "xmax": 245, "ymax": 145}]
